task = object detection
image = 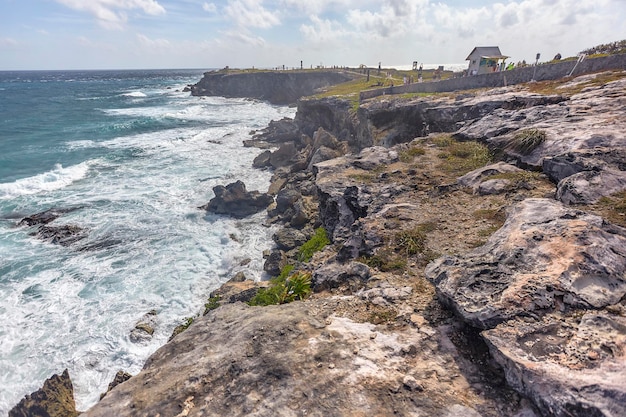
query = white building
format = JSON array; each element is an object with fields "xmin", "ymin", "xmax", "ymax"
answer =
[{"xmin": 466, "ymin": 46, "xmax": 509, "ymax": 75}]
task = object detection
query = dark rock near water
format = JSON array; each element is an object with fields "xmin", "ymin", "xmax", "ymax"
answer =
[
  {"xmin": 263, "ymin": 250, "xmax": 286, "ymax": 276},
  {"xmin": 9, "ymin": 369, "xmax": 79, "ymax": 417},
  {"xmin": 100, "ymin": 371, "xmax": 132, "ymax": 400},
  {"xmin": 272, "ymin": 228, "xmax": 308, "ymax": 251},
  {"xmin": 252, "ymin": 150, "xmax": 272, "ymax": 168},
  {"xmin": 33, "ymin": 224, "xmax": 87, "ymax": 246},
  {"xmin": 200, "ymin": 180, "xmax": 273, "ymax": 218}
]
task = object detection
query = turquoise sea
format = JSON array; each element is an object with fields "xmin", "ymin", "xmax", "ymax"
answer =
[{"xmin": 0, "ymin": 69, "xmax": 294, "ymax": 413}]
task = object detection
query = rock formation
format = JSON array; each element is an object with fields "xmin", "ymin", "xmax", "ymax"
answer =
[
  {"xmin": 9, "ymin": 370, "xmax": 79, "ymax": 417},
  {"xmin": 59, "ymin": 69, "xmax": 626, "ymax": 417},
  {"xmin": 200, "ymin": 180, "xmax": 274, "ymax": 218}
]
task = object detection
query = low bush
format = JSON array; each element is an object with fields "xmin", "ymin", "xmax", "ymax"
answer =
[
  {"xmin": 298, "ymin": 227, "xmax": 331, "ymax": 262},
  {"xmin": 506, "ymin": 129, "xmax": 546, "ymax": 155},
  {"xmin": 248, "ymin": 265, "xmax": 312, "ymax": 306}
]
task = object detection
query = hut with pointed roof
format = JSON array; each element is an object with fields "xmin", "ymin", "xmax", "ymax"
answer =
[{"xmin": 466, "ymin": 46, "xmax": 509, "ymax": 75}]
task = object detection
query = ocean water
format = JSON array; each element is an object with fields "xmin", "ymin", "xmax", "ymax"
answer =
[{"xmin": 0, "ymin": 69, "xmax": 295, "ymax": 413}]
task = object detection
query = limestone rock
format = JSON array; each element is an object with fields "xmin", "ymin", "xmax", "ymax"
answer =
[
  {"xmin": 100, "ymin": 371, "xmax": 132, "ymax": 400},
  {"xmin": 252, "ymin": 150, "xmax": 271, "ymax": 168},
  {"xmin": 352, "ymin": 146, "xmax": 399, "ymax": 170},
  {"xmin": 200, "ymin": 180, "xmax": 273, "ymax": 219},
  {"xmin": 457, "ymin": 161, "xmax": 524, "ymax": 189},
  {"xmin": 263, "ymin": 250, "xmax": 286, "ymax": 276},
  {"xmin": 483, "ymin": 311, "xmax": 626, "ymax": 417},
  {"xmin": 269, "ymin": 142, "xmax": 298, "ymax": 169},
  {"xmin": 425, "ymin": 198, "xmax": 626, "ymax": 329},
  {"xmin": 9, "ymin": 369, "xmax": 79, "ymax": 417},
  {"xmin": 129, "ymin": 310, "xmax": 158, "ymax": 343},
  {"xmin": 311, "ymin": 261, "xmax": 371, "ymax": 292},
  {"xmin": 272, "ymin": 228, "xmax": 307, "ymax": 251}
]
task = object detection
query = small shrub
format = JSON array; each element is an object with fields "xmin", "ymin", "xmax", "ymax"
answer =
[
  {"xmin": 203, "ymin": 295, "xmax": 221, "ymax": 315},
  {"xmin": 248, "ymin": 266, "xmax": 312, "ymax": 306},
  {"xmin": 506, "ymin": 129, "xmax": 547, "ymax": 155},
  {"xmin": 298, "ymin": 227, "xmax": 331, "ymax": 262},
  {"xmin": 169, "ymin": 317, "xmax": 195, "ymax": 340},
  {"xmin": 394, "ymin": 228, "xmax": 427, "ymax": 256}
]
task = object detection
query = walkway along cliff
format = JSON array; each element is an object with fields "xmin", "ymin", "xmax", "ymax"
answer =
[{"xmin": 13, "ymin": 67, "xmax": 626, "ymax": 417}]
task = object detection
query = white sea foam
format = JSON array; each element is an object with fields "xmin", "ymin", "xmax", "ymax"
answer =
[
  {"xmin": 121, "ymin": 91, "xmax": 147, "ymax": 98},
  {"xmin": 0, "ymin": 162, "xmax": 91, "ymax": 199}
]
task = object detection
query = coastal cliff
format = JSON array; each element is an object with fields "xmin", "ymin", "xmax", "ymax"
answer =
[
  {"xmin": 16, "ymin": 69, "xmax": 626, "ymax": 417},
  {"xmin": 191, "ymin": 70, "xmax": 358, "ymax": 105}
]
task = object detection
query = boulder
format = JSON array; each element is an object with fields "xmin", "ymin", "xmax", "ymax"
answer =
[
  {"xmin": 200, "ymin": 181, "xmax": 274, "ymax": 219},
  {"xmin": 269, "ymin": 142, "xmax": 298, "ymax": 169},
  {"xmin": 311, "ymin": 261, "xmax": 371, "ymax": 292},
  {"xmin": 129, "ymin": 310, "xmax": 158, "ymax": 343},
  {"xmin": 457, "ymin": 162, "xmax": 524, "ymax": 189},
  {"xmin": 263, "ymin": 250, "xmax": 286, "ymax": 277},
  {"xmin": 425, "ymin": 198, "xmax": 626, "ymax": 330},
  {"xmin": 9, "ymin": 369, "xmax": 79, "ymax": 417},
  {"xmin": 307, "ymin": 146, "xmax": 343, "ymax": 171},
  {"xmin": 33, "ymin": 224, "xmax": 87, "ymax": 246},
  {"xmin": 272, "ymin": 228, "xmax": 308, "ymax": 251},
  {"xmin": 352, "ymin": 146, "xmax": 399, "ymax": 170},
  {"xmin": 556, "ymin": 168, "xmax": 626, "ymax": 205},
  {"xmin": 252, "ymin": 150, "xmax": 272, "ymax": 168}
]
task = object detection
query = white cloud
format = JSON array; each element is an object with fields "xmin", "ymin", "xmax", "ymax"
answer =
[
  {"xmin": 0, "ymin": 37, "xmax": 19, "ymax": 47},
  {"xmin": 203, "ymin": 2, "xmax": 217, "ymax": 13},
  {"xmin": 137, "ymin": 33, "xmax": 171, "ymax": 48},
  {"xmin": 222, "ymin": 30, "xmax": 267, "ymax": 47},
  {"xmin": 55, "ymin": 0, "xmax": 166, "ymax": 30},
  {"xmin": 300, "ymin": 15, "xmax": 350, "ymax": 43},
  {"xmin": 224, "ymin": 0, "xmax": 280, "ymax": 29}
]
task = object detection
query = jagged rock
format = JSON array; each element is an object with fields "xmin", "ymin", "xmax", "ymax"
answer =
[
  {"xmin": 311, "ymin": 261, "xmax": 371, "ymax": 291},
  {"xmin": 425, "ymin": 198, "xmax": 626, "ymax": 330},
  {"xmin": 9, "ymin": 369, "xmax": 79, "ymax": 417},
  {"xmin": 272, "ymin": 228, "xmax": 307, "ymax": 251},
  {"xmin": 252, "ymin": 150, "xmax": 272, "ymax": 168},
  {"xmin": 483, "ymin": 311, "xmax": 626, "ymax": 417},
  {"xmin": 556, "ymin": 168, "xmax": 626, "ymax": 205},
  {"xmin": 18, "ymin": 207, "xmax": 80, "ymax": 226},
  {"xmin": 100, "ymin": 371, "xmax": 132, "ymax": 400},
  {"xmin": 263, "ymin": 250, "xmax": 286, "ymax": 276},
  {"xmin": 252, "ymin": 118, "xmax": 300, "ymax": 143},
  {"xmin": 33, "ymin": 224, "xmax": 87, "ymax": 246},
  {"xmin": 200, "ymin": 180, "xmax": 274, "ymax": 219},
  {"xmin": 352, "ymin": 146, "xmax": 399, "ymax": 170},
  {"xmin": 269, "ymin": 142, "xmax": 298, "ymax": 169},
  {"xmin": 457, "ymin": 162, "xmax": 524, "ymax": 189},
  {"xmin": 307, "ymin": 145, "xmax": 344, "ymax": 170},
  {"xmin": 311, "ymin": 127, "xmax": 343, "ymax": 151},
  {"xmin": 129, "ymin": 310, "xmax": 158, "ymax": 343}
]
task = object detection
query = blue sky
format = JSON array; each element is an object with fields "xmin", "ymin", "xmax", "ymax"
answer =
[{"xmin": 0, "ymin": 0, "xmax": 624, "ymax": 70}]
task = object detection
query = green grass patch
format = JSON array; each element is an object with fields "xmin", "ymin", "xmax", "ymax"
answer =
[
  {"xmin": 437, "ymin": 140, "xmax": 493, "ymax": 175},
  {"xmin": 203, "ymin": 295, "xmax": 221, "ymax": 315},
  {"xmin": 399, "ymin": 146, "xmax": 426, "ymax": 162},
  {"xmin": 297, "ymin": 227, "xmax": 331, "ymax": 262},
  {"xmin": 248, "ymin": 266, "xmax": 312, "ymax": 306}
]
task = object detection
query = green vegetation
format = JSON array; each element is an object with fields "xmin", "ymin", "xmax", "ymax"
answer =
[
  {"xmin": 580, "ymin": 39, "xmax": 626, "ymax": 57},
  {"xmin": 297, "ymin": 227, "xmax": 331, "ymax": 262},
  {"xmin": 170, "ymin": 316, "xmax": 195, "ymax": 340},
  {"xmin": 248, "ymin": 266, "xmax": 312, "ymax": 306},
  {"xmin": 593, "ymin": 191, "xmax": 626, "ymax": 227},
  {"xmin": 399, "ymin": 145, "xmax": 426, "ymax": 162},
  {"xmin": 203, "ymin": 295, "xmax": 221, "ymax": 315},
  {"xmin": 435, "ymin": 137, "xmax": 493, "ymax": 174},
  {"xmin": 359, "ymin": 222, "xmax": 438, "ymax": 272},
  {"xmin": 506, "ymin": 129, "xmax": 547, "ymax": 155}
]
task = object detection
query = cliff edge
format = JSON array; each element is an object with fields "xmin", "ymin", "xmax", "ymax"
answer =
[{"xmin": 191, "ymin": 70, "xmax": 358, "ymax": 105}]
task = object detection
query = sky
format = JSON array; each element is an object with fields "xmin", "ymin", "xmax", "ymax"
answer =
[{"xmin": 0, "ymin": 0, "xmax": 624, "ymax": 70}]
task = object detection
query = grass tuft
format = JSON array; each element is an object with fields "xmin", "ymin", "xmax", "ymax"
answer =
[{"xmin": 506, "ymin": 129, "xmax": 547, "ymax": 155}]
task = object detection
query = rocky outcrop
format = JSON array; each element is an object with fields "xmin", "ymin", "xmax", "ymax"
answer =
[
  {"xmin": 191, "ymin": 70, "xmax": 357, "ymax": 105},
  {"xmin": 200, "ymin": 180, "xmax": 274, "ymax": 218},
  {"xmin": 9, "ymin": 369, "xmax": 79, "ymax": 417},
  {"xmin": 129, "ymin": 310, "xmax": 158, "ymax": 343},
  {"xmin": 33, "ymin": 224, "xmax": 87, "ymax": 246},
  {"xmin": 425, "ymin": 198, "xmax": 626, "ymax": 329},
  {"xmin": 426, "ymin": 198, "xmax": 626, "ymax": 416}
]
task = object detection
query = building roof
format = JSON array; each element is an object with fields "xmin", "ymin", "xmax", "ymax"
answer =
[{"xmin": 466, "ymin": 46, "xmax": 508, "ymax": 60}]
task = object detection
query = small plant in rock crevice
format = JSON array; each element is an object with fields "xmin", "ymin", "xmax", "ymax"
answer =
[
  {"xmin": 297, "ymin": 227, "xmax": 331, "ymax": 262},
  {"xmin": 505, "ymin": 129, "xmax": 547, "ymax": 155},
  {"xmin": 248, "ymin": 265, "xmax": 312, "ymax": 306}
]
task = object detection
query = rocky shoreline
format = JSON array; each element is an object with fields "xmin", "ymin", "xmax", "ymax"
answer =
[{"xmin": 12, "ymin": 70, "xmax": 626, "ymax": 416}]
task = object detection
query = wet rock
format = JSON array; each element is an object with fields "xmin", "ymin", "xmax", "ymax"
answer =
[
  {"xmin": 9, "ymin": 369, "xmax": 79, "ymax": 417},
  {"xmin": 483, "ymin": 311, "xmax": 626, "ymax": 417},
  {"xmin": 200, "ymin": 180, "xmax": 274, "ymax": 219},
  {"xmin": 100, "ymin": 371, "xmax": 132, "ymax": 400},
  {"xmin": 130, "ymin": 310, "xmax": 158, "ymax": 343},
  {"xmin": 311, "ymin": 261, "xmax": 371, "ymax": 292},
  {"xmin": 18, "ymin": 207, "xmax": 79, "ymax": 226},
  {"xmin": 252, "ymin": 150, "xmax": 272, "ymax": 168},
  {"xmin": 33, "ymin": 224, "xmax": 87, "ymax": 246},
  {"xmin": 425, "ymin": 198, "xmax": 626, "ymax": 329}
]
